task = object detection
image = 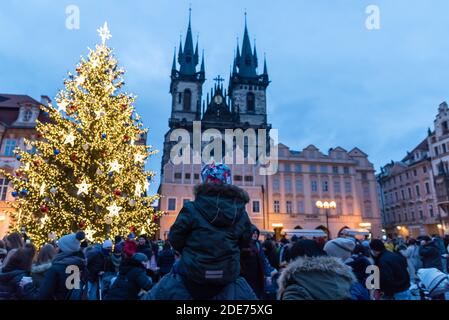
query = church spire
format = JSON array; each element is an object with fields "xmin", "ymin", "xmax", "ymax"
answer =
[
  {"xmin": 237, "ymin": 13, "xmax": 257, "ymax": 77},
  {"xmin": 171, "ymin": 47, "xmax": 177, "ymax": 77},
  {"xmin": 179, "ymin": 8, "xmax": 198, "ymax": 75}
]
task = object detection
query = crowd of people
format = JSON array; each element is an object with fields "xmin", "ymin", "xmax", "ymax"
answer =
[{"xmin": 0, "ymin": 163, "xmax": 448, "ymax": 300}]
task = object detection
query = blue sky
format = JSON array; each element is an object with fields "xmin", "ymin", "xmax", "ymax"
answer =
[{"xmin": 2, "ymin": 0, "xmax": 449, "ymax": 193}]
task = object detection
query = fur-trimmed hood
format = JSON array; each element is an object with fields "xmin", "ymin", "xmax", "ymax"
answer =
[
  {"xmin": 192, "ymin": 183, "xmax": 249, "ymax": 228},
  {"xmin": 194, "ymin": 183, "xmax": 250, "ymax": 203},
  {"xmin": 277, "ymin": 255, "xmax": 356, "ymax": 300},
  {"xmin": 31, "ymin": 262, "xmax": 52, "ymax": 274}
]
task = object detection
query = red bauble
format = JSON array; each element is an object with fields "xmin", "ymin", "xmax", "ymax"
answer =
[
  {"xmin": 152, "ymin": 215, "xmax": 159, "ymax": 222},
  {"xmin": 123, "ymin": 135, "xmax": 130, "ymax": 141},
  {"xmin": 78, "ymin": 221, "xmax": 86, "ymax": 229},
  {"xmin": 70, "ymin": 105, "xmax": 77, "ymax": 112},
  {"xmin": 40, "ymin": 205, "xmax": 49, "ymax": 213},
  {"xmin": 121, "ymin": 104, "xmax": 127, "ymax": 110},
  {"xmin": 33, "ymin": 160, "xmax": 41, "ymax": 166},
  {"xmin": 130, "ymin": 226, "xmax": 136, "ymax": 232},
  {"xmin": 70, "ymin": 154, "xmax": 77, "ymax": 162},
  {"xmin": 114, "ymin": 189, "xmax": 121, "ymax": 196},
  {"xmin": 76, "ymin": 68, "xmax": 81, "ymax": 73},
  {"xmin": 37, "ymin": 133, "xmax": 43, "ymax": 139}
]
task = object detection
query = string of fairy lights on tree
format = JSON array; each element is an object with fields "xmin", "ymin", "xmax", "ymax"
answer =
[{"xmin": 0, "ymin": 22, "xmax": 164, "ymax": 246}]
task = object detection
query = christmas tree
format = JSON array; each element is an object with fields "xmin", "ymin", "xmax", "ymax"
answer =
[{"xmin": 1, "ymin": 22, "xmax": 163, "ymax": 246}]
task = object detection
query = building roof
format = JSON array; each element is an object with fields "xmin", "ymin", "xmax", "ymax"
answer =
[
  {"xmin": 402, "ymin": 137, "xmax": 429, "ymax": 162},
  {"xmin": 0, "ymin": 94, "xmax": 41, "ymax": 108}
]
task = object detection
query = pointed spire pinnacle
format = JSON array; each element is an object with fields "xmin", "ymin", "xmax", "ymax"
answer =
[
  {"xmin": 171, "ymin": 47, "xmax": 177, "ymax": 76},
  {"xmin": 263, "ymin": 53, "xmax": 268, "ymax": 75},
  {"xmin": 200, "ymin": 49, "xmax": 205, "ymax": 73},
  {"xmin": 178, "ymin": 36, "xmax": 183, "ymax": 61},
  {"xmin": 253, "ymin": 38, "xmax": 258, "ymax": 68},
  {"xmin": 194, "ymin": 35, "xmax": 199, "ymax": 65},
  {"xmin": 238, "ymin": 13, "xmax": 257, "ymax": 77}
]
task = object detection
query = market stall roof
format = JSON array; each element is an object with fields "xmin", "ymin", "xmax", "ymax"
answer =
[{"xmin": 282, "ymin": 229, "xmax": 327, "ymax": 238}]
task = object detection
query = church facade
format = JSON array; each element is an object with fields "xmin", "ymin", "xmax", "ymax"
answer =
[{"xmin": 158, "ymin": 14, "xmax": 382, "ymax": 239}]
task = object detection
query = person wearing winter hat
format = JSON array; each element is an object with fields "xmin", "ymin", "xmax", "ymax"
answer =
[
  {"xmin": 104, "ymin": 252, "xmax": 152, "ymax": 300},
  {"xmin": 85, "ymin": 239, "xmax": 115, "ymax": 300},
  {"xmin": 370, "ymin": 239, "xmax": 411, "ymax": 300},
  {"xmin": 277, "ymin": 239, "xmax": 356, "ymax": 300},
  {"xmin": 37, "ymin": 231, "xmax": 88, "ymax": 300},
  {"xmin": 148, "ymin": 163, "xmax": 256, "ymax": 300},
  {"xmin": 324, "ymin": 238, "xmax": 356, "ymax": 263}
]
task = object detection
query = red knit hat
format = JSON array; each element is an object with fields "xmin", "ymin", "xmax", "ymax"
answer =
[{"xmin": 123, "ymin": 240, "xmax": 137, "ymax": 258}]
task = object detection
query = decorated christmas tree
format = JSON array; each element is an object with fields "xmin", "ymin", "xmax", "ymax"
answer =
[{"xmin": 1, "ymin": 23, "xmax": 163, "ymax": 246}]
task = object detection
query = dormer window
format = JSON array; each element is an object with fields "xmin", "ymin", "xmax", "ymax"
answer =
[
  {"xmin": 23, "ymin": 109, "xmax": 33, "ymax": 122},
  {"xmin": 443, "ymin": 121, "xmax": 449, "ymax": 134}
]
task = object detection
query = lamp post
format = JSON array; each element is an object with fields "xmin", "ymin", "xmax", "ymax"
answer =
[{"xmin": 316, "ymin": 200, "xmax": 336, "ymax": 239}]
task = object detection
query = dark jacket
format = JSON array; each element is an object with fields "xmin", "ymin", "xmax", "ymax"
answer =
[
  {"xmin": 144, "ymin": 271, "xmax": 257, "ymax": 300},
  {"xmin": 38, "ymin": 251, "xmax": 87, "ymax": 300},
  {"xmin": 157, "ymin": 249, "xmax": 175, "ymax": 275},
  {"xmin": 374, "ymin": 250, "xmax": 410, "ymax": 297},
  {"xmin": 420, "ymin": 242, "xmax": 444, "ymax": 271},
  {"xmin": 104, "ymin": 258, "xmax": 152, "ymax": 300},
  {"xmin": 169, "ymin": 183, "xmax": 252, "ymax": 286},
  {"xmin": 346, "ymin": 255, "xmax": 371, "ymax": 300},
  {"xmin": 240, "ymin": 242, "xmax": 265, "ymax": 299},
  {"xmin": 31, "ymin": 262, "xmax": 52, "ymax": 289},
  {"xmin": 0, "ymin": 269, "xmax": 30, "ymax": 300},
  {"xmin": 86, "ymin": 247, "xmax": 115, "ymax": 282},
  {"xmin": 277, "ymin": 255, "xmax": 356, "ymax": 300}
]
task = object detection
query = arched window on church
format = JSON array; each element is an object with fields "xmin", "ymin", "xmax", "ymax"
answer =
[
  {"xmin": 247, "ymin": 92, "xmax": 255, "ymax": 113},
  {"xmin": 183, "ymin": 89, "xmax": 192, "ymax": 111}
]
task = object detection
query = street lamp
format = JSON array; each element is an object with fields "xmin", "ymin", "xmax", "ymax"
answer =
[{"xmin": 316, "ymin": 200, "xmax": 336, "ymax": 239}]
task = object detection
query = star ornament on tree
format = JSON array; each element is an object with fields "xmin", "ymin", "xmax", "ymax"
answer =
[
  {"xmin": 97, "ymin": 22, "xmax": 112, "ymax": 45},
  {"xmin": 57, "ymin": 100, "xmax": 69, "ymax": 112},
  {"xmin": 109, "ymin": 160, "xmax": 123, "ymax": 173},
  {"xmin": 94, "ymin": 109, "xmax": 106, "ymax": 120},
  {"xmin": 76, "ymin": 180, "xmax": 91, "ymax": 195},
  {"xmin": 134, "ymin": 153, "xmax": 146, "ymax": 164},
  {"xmin": 134, "ymin": 182, "xmax": 143, "ymax": 197},
  {"xmin": 107, "ymin": 203, "xmax": 122, "ymax": 218},
  {"xmin": 64, "ymin": 132, "xmax": 76, "ymax": 147},
  {"xmin": 84, "ymin": 227, "xmax": 95, "ymax": 241}
]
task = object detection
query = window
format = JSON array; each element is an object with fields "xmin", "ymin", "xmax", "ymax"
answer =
[
  {"xmin": 415, "ymin": 185, "xmax": 420, "ymax": 197},
  {"xmin": 247, "ymin": 92, "xmax": 255, "ymax": 112},
  {"xmin": 398, "ymin": 213, "xmax": 401, "ymax": 222},
  {"xmin": 273, "ymin": 177, "xmax": 280, "ymax": 191},
  {"xmin": 343, "ymin": 167, "xmax": 350, "ymax": 175},
  {"xmin": 168, "ymin": 198, "xmax": 176, "ymax": 211},
  {"xmin": 194, "ymin": 173, "xmax": 200, "ymax": 180},
  {"xmin": 183, "ymin": 89, "xmax": 191, "ymax": 111},
  {"xmin": 399, "ymin": 175, "xmax": 402, "ymax": 182},
  {"xmin": 297, "ymin": 201, "xmax": 305, "ymax": 214},
  {"xmin": 0, "ymin": 178, "xmax": 9, "ymax": 201},
  {"xmin": 411, "ymin": 211, "xmax": 415, "ymax": 220},
  {"xmin": 419, "ymin": 210, "xmax": 424, "ymax": 219},
  {"xmin": 295, "ymin": 164, "xmax": 302, "ymax": 173},
  {"xmin": 244, "ymin": 175, "xmax": 253, "ymax": 182},
  {"xmin": 395, "ymin": 192, "xmax": 399, "ymax": 201},
  {"xmin": 334, "ymin": 181, "xmax": 341, "ymax": 193},
  {"xmin": 426, "ymin": 182, "xmax": 431, "ymax": 194},
  {"xmin": 347, "ymin": 202, "xmax": 354, "ymax": 215},
  {"xmin": 285, "ymin": 179, "xmax": 292, "ymax": 192},
  {"xmin": 23, "ymin": 109, "xmax": 33, "ymax": 122},
  {"xmin": 310, "ymin": 165, "xmax": 317, "ymax": 173},
  {"xmin": 404, "ymin": 211, "xmax": 408, "ymax": 221},
  {"xmin": 185, "ymin": 173, "xmax": 191, "ymax": 180},
  {"xmin": 364, "ymin": 202, "xmax": 372, "ymax": 217},
  {"xmin": 345, "ymin": 181, "xmax": 352, "ymax": 193},
  {"xmin": 423, "ymin": 166, "xmax": 427, "ymax": 174},
  {"xmin": 413, "ymin": 169, "xmax": 417, "ymax": 177},
  {"xmin": 429, "ymin": 205, "xmax": 434, "ymax": 217},
  {"xmin": 365, "ymin": 187, "xmax": 371, "ymax": 198},
  {"xmin": 311, "ymin": 180, "xmax": 318, "ymax": 192},
  {"xmin": 234, "ymin": 175, "xmax": 243, "ymax": 181},
  {"xmin": 361, "ymin": 172, "xmax": 368, "ymax": 180},
  {"xmin": 174, "ymin": 172, "xmax": 182, "ymax": 180},
  {"xmin": 4, "ymin": 139, "xmax": 16, "ymax": 156},
  {"xmin": 252, "ymin": 201, "xmax": 260, "ymax": 213},
  {"xmin": 286, "ymin": 201, "xmax": 292, "ymax": 214},
  {"xmin": 274, "ymin": 200, "xmax": 280, "ymax": 213},
  {"xmin": 183, "ymin": 198, "xmax": 191, "ymax": 205},
  {"xmin": 406, "ymin": 172, "xmax": 410, "ymax": 179},
  {"xmin": 332, "ymin": 166, "xmax": 339, "ymax": 174},
  {"xmin": 408, "ymin": 187, "xmax": 412, "ymax": 199},
  {"xmin": 178, "ymin": 93, "xmax": 182, "ymax": 104},
  {"xmin": 322, "ymin": 181, "xmax": 329, "ymax": 192},
  {"xmin": 434, "ymin": 146, "xmax": 439, "ymax": 156},
  {"xmin": 401, "ymin": 190, "xmax": 405, "ymax": 200},
  {"xmin": 284, "ymin": 163, "xmax": 291, "ymax": 172},
  {"xmin": 295, "ymin": 179, "xmax": 303, "ymax": 193},
  {"xmin": 443, "ymin": 144, "xmax": 447, "ymax": 154},
  {"xmin": 320, "ymin": 165, "xmax": 328, "ymax": 173}
]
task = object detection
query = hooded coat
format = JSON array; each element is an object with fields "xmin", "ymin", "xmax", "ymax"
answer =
[
  {"xmin": 277, "ymin": 255, "xmax": 356, "ymax": 300},
  {"xmin": 168, "ymin": 183, "xmax": 252, "ymax": 286},
  {"xmin": 420, "ymin": 241, "xmax": 444, "ymax": 271}
]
